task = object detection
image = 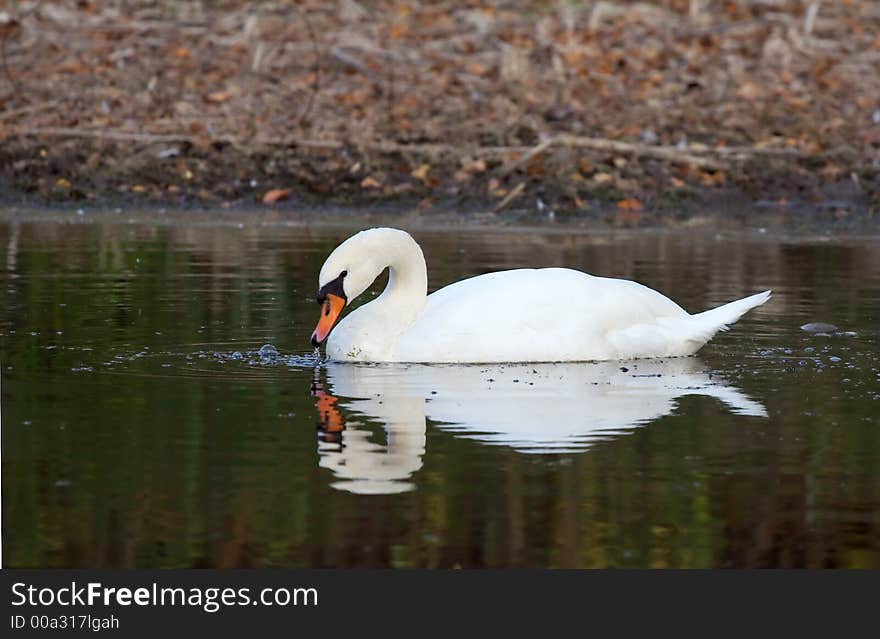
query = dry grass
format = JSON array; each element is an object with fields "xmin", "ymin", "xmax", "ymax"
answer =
[{"xmin": 1, "ymin": 1, "xmax": 878, "ymax": 218}]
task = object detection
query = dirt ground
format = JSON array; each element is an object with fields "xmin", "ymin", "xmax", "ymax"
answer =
[{"xmin": 1, "ymin": 1, "xmax": 879, "ymax": 225}]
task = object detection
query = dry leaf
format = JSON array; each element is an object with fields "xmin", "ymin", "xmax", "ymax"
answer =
[
  {"xmin": 579, "ymin": 159, "xmax": 593, "ymax": 175},
  {"xmin": 360, "ymin": 176, "xmax": 381, "ymax": 189},
  {"xmin": 204, "ymin": 89, "xmax": 237, "ymax": 104},
  {"xmin": 464, "ymin": 159, "xmax": 487, "ymax": 173},
  {"xmin": 171, "ymin": 46, "xmax": 193, "ymax": 60},
  {"xmin": 262, "ymin": 188, "xmax": 291, "ymax": 204},
  {"xmin": 0, "ymin": 13, "xmax": 21, "ymax": 38},
  {"xmin": 389, "ymin": 22, "xmax": 408, "ymax": 39},
  {"xmin": 616, "ymin": 198, "xmax": 643, "ymax": 211},
  {"xmin": 410, "ymin": 164, "xmax": 430, "ymax": 183}
]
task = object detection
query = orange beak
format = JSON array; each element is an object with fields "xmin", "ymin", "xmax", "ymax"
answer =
[{"xmin": 311, "ymin": 293, "xmax": 345, "ymax": 347}]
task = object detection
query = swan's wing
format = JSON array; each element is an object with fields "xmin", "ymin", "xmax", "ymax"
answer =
[{"xmin": 395, "ymin": 269, "xmax": 690, "ymax": 361}]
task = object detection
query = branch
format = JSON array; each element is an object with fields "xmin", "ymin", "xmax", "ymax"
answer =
[
  {"xmin": 555, "ymin": 135, "xmax": 726, "ymax": 170},
  {"xmin": 14, "ymin": 127, "xmax": 821, "ymax": 170}
]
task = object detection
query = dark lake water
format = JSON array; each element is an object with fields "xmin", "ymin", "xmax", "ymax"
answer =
[{"xmin": 2, "ymin": 217, "xmax": 879, "ymax": 568}]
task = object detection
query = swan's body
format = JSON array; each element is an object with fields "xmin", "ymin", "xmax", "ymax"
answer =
[{"xmin": 311, "ymin": 228, "xmax": 770, "ymax": 363}]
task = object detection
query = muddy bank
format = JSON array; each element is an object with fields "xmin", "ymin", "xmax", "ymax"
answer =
[{"xmin": 1, "ymin": 1, "xmax": 879, "ymax": 221}]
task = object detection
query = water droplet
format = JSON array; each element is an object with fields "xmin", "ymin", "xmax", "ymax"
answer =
[{"xmin": 258, "ymin": 344, "xmax": 279, "ymax": 359}]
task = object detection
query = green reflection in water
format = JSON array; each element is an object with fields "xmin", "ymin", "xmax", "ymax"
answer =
[{"xmin": 1, "ymin": 221, "xmax": 878, "ymax": 567}]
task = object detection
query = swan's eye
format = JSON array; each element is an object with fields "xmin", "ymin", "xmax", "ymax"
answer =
[{"xmin": 341, "ymin": 270, "xmax": 348, "ymax": 277}]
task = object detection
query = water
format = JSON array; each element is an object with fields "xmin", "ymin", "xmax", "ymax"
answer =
[{"xmin": 1, "ymin": 219, "xmax": 878, "ymax": 568}]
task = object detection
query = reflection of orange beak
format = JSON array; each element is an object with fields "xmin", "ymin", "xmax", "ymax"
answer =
[
  {"xmin": 311, "ymin": 380, "xmax": 345, "ymax": 438},
  {"xmin": 314, "ymin": 391, "xmax": 344, "ymax": 433},
  {"xmin": 311, "ymin": 293, "xmax": 345, "ymax": 347}
]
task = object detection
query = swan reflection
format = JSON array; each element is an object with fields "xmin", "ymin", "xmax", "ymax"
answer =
[{"xmin": 312, "ymin": 359, "xmax": 766, "ymax": 494}]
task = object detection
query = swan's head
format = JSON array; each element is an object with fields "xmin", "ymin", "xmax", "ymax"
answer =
[{"xmin": 310, "ymin": 228, "xmax": 412, "ymax": 347}]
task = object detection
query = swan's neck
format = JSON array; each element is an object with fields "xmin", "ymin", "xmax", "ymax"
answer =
[
  {"xmin": 327, "ymin": 229, "xmax": 429, "ymax": 361},
  {"xmin": 370, "ymin": 233, "xmax": 428, "ymax": 328}
]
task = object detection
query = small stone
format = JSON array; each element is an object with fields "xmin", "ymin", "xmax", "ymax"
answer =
[{"xmin": 800, "ymin": 322, "xmax": 839, "ymax": 333}]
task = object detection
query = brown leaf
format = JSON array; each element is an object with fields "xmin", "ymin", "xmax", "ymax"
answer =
[
  {"xmin": 578, "ymin": 159, "xmax": 593, "ymax": 176},
  {"xmin": 464, "ymin": 62, "xmax": 491, "ymax": 77},
  {"xmin": 171, "ymin": 46, "xmax": 193, "ymax": 60},
  {"xmin": 0, "ymin": 13, "xmax": 21, "ymax": 38},
  {"xmin": 410, "ymin": 163, "xmax": 430, "ymax": 183},
  {"xmin": 262, "ymin": 188, "xmax": 291, "ymax": 204},
  {"xmin": 204, "ymin": 89, "xmax": 236, "ymax": 104},
  {"xmin": 388, "ymin": 22, "xmax": 408, "ymax": 39},
  {"xmin": 360, "ymin": 176, "xmax": 381, "ymax": 189},
  {"xmin": 616, "ymin": 198, "xmax": 643, "ymax": 211},
  {"xmin": 57, "ymin": 59, "xmax": 87, "ymax": 74}
]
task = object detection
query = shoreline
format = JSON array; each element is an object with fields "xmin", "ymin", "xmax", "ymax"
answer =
[{"xmin": 2, "ymin": 202, "xmax": 879, "ymax": 244}]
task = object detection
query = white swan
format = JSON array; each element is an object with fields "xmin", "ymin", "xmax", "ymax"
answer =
[{"xmin": 310, "ymin": 228, "xmax": 771, "ymax": 363}]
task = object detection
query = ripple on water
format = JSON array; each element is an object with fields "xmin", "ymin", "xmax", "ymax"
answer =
[{"xmin": 91, "ymin": 343, "xmax": 322, "ymax": 382}]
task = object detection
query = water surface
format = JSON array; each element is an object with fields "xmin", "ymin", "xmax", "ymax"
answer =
[{"xmin": 2, "ymin": 219, "xmax": 878, "ymax": 567}]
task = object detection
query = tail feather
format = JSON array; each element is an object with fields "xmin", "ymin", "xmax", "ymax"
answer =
[{"xmin": 686, "ymin": 290, "xmax": 771, "ymax": 341}]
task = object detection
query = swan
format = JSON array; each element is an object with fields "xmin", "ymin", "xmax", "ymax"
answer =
[{"xmin": 310, "ymin": 227, "xmax": 771, "ymax": 363}]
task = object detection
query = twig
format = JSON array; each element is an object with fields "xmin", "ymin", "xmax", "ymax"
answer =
[
  {"xmin": 498, "ymin": 135, "xmax": 728, "ymax": 172},
  {"xmin": 687, "ymin": 145, "xmax": 807, "ymax": 159},
  {"xmin": 0, "ymin": 20, "xmax": 26, "ymax": 103},
  {"xmin": 498, "ymin": 138, "xmax": 555, "ymax": 178},
  {"xmin": 804, "ymin": 1, "xmax": 821, "ymax": 37},
  {"xmin": 555, "ymin": 134, "xmax": 726, "ymax": 170},
  {"xmin": 384, "ymin": 18, "xmax": 395, "ymax": 132},
  {"xmin": 14, "ymin": 127, "xmax": 207, "ymax": 143},
  {"xmin": 0, "ymin": 99, "xmax": 59, "ymax": 122},
  {"xmin": 329, "ymin": 47, "xmax": 373, "ymax": 76},
  {"xmin": 298, "ymin": 10, "xmax": 320, "ymax": 126},
  {"xmin": 492, "ymin": 181, "xmax": 525, "ymax": 213}
]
